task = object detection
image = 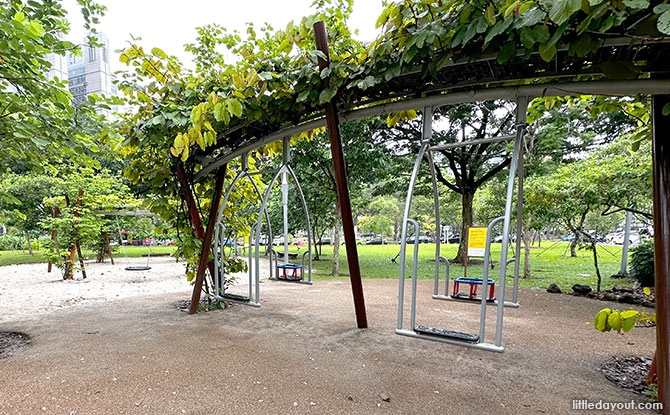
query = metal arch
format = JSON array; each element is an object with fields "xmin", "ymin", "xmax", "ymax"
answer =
[
  {"xmin": 427, "ymin": 150, "xmax": 441, "ymax": 297},
  {"xmin": 396, "ymin": 139, "xmax": 431, "ymax": 329},
  {"xmin": 494, "ymin": 95, "xmax": 528, "ymax": 347},
  {"xmin": 193, "ymin": 79, "xmax": 670, "ymax": 182},
  {"xmin": 213, "ymin": 167, "xmax": 274, "ymax": 298},
  {"xmin": 285, "ymin": 164, "xmax": 313, "ymax": 283},
  {"xmin": 253, "ymin": 165, "xmax": 285, "ymax": 301}
]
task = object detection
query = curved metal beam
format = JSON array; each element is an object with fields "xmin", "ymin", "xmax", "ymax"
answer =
[{"xmin": 194, "ymin": 79, "xmax": 670, "ymax": 182}]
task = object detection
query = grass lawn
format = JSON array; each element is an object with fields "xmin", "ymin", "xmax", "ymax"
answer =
[
  {"xmin": 0, "ymin": 246, "xmax": 176, "ymax": 267},
  {"xmin": 271, "ymin": 241, "xmax": 633, "ymax": 291},
  {"xmin": 2, "ymin": 241, "xmax": 635, "ymax": 291}
]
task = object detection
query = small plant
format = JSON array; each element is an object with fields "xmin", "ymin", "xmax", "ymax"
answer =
[
  {"xmin": 594, "ymin": 308, "xmax": 639, "ymax": 333},
  {"xmin": 631, "ymin": 239, "xmax": 655, "ymax": 287}
]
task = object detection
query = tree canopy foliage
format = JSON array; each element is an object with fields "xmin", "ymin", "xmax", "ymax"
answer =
[{"xmin": 0, "ymin": 0, "xmax": 109, "ymax": 172}]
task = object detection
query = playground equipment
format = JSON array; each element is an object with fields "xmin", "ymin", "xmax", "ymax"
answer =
[
  {"xmin": 112, "ymin": 212, "xmax": 154, "ymax": 271},
  {"xmin": 212, "ymin": 153, "xmax": 274, "ymax": 307},
  {"xmin": 254, "ymin": 137, "xmax": 313, "ymax": 286},
  {"xmin": 434, "ymin": 222, "xmax": 519, "ymax": 307},
  {"xmin": 396, "ymin": 99, "xmax": 528, "ymax": 352}
]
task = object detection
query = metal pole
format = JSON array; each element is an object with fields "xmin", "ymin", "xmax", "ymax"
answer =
[
  {"xmin": 397, "ymin": 142, "xmax": 429, "ymax": 330},
  {"xmin": 408, "ymin": 219, "xmax": 420, "ymax": 330},
  {"xmin": 282, "ymin": 138, "xmax": 290, "ymax": 265},
  {"xmin": 619, "ymin": 211, "xmax": 633, "ymax": 275},
  {"xmin": 313, "ymin": 21, "xmax": 367, "ymax": 328},
  {"xmin": 652, "ymin": 94, "xmax": 670, "ymax": 415},
  {"xmin": 494, "ymin": 96, "xmax": 527, "ymax": 346},
  {"xmin": 513, "ymin": 134, "xmax": 525, "ymax": 304},
  {"xmin": 482, "ymin": 216, "xmax": 505, "ymax": 341},
  {"xmin": 286, "ymin": 165, "xmax": 313, "ymax": 282}
]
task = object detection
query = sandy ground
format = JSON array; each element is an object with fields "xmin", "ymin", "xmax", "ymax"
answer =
[
  {"xmin": 0, "ymin": 264, "xmax": 658, "ymax": 415},
  {"xmin": 0, "ymin": 256, "xmax": 272, "ymax": 324}
]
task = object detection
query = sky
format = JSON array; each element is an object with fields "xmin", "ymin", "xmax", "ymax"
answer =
[{"xmin": 62, "ymin": 0, "xmax": 386, "ymax": 71}]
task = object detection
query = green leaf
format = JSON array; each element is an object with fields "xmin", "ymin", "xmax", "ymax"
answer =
[
  {"xmin": 151, "ymin": 47, "xmax": 167, "ymax": 59},
  {"xmin": 484, "ymin": 17, "xmax": 513, "ymax": 44},
  {"xmin": 600, "ymin": 61, "xmax": 639, "ymax": 80},
  {"xmin": 654, "ymin": 4, "xmax": 670, "ymax": 14},
  {"xmin": 644, "ymin": 286, "xmax": 652, "ymax": 295},
  {"xmin": 623, "ymin": 0, "xmax": 649, "ymax": 9},
  {"xmin": 357, "ymin": 76, "xmax": 377, "ymax": 90},
  {"xmin": 497, "ymin": 41, "xmax": 517, "ymax": 64},
  {"xmin": 658, "ymin": 10, "xmax": 670, "ymax": 36},
  {"xmin": 620, "ymin": 310, "xmax": 639, "ymax": 320},
  {"xmin": 27, "ymin": 20, "xmax": 46, "ymax": 37},
  {"xmin": 539, "ymin": 43, "xmax": 557, "ymax": 62},
  {"xmin": 622, "ymin": 317, "xmax": 637, "ymax": 332},
  {"xmin": 594, "ymin": 308, "xmax": 611, "ymax": 331},
  {"xmin": 227, "ymin": 99, "xmax": 243, "ymax": 118},
  {"xmin": 319, "ymin": 88, "xmax": 336, "ymax": 104},
  {"xmin": 607, "ymin": 311, "xmax": 623, "ymax": 332},
  {"xmin": 485, "ymin": 4, "xmax": 497, "ymax": 25}
]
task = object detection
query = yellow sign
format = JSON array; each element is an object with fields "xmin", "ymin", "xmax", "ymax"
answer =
[{"xmin": 467, "ymin": 227, "xmax": 488, "ymax": 257}]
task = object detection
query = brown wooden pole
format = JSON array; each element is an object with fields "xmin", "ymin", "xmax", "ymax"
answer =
[
  {"xmin": 174, "ymin": 162, "xmax": 217, "ymax": 278},
  {"xmin": 188, "ymin": 166, "xmax": 226, "ymax": 314},
  {"xmin": 48, "ymin": 206, "xmax": 59, "ymax": 273},
  {"xmin": 105, "ymin": 232, "xmax": 114, "ymax": 265},
  {"xmin": 652, "ymin": 94, "xmax": 670, "ymax": 414},
  {"xmin": 75, "ymin": 241, "xmax": 87, "ymax": 279},
  {"xmin": 313, "ymin": 21, "xmax": 368, "ymax": 329}
]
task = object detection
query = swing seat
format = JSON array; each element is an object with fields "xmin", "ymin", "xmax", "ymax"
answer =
[
  {"xmin": 414, "ymin": 325, "xmax": 480, "ymax": 343},
  {"xmin": 276, "ymin": 263, "xmax": 304, "ymax": 281},
  {"xmin": 452, "ymin": 277, "xmax": 495, "ymax": 301},
  {"xmin": 125, "ymin": 266, "xmax": 151, "ymax": 271}
]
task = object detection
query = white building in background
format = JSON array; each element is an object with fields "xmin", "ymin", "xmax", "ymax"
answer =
[
  {"xmin": 67, "ymin": 32, "xmax": 117, "ymax": 114},
  {"xmin": 45, "ymin": 52, "xmax": 69, "ymax": 84}
]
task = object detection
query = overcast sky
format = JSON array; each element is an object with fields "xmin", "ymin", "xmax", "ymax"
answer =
[{"xmin": 62, "ymin": 0, "xmax": 386, "ymax": 71}]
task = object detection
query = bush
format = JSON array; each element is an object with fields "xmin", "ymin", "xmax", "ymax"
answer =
[
  {"xmin": 0, "ymin": 235, "xmax": 23, "ymax": 251},
  {"xmin": 630, "ymin": 239, "xmax": 655, "ymax": 287}
]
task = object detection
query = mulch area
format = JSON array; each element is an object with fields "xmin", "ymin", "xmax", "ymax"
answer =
[
  {"xmin": 602, "ymin": 355, "xmax": 654, "ymax": 398},
  {"xmin": 0, "ymin": 332, "xmax": 31, "ymax": 359},
  {"xmin": 172, "ymin": 297, "xmax": 238, "ymax": 312}
]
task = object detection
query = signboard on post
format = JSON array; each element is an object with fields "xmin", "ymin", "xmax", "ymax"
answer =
[{"xmin": 467, "ymin": 227, "xmax": 488, "ymax": 257}]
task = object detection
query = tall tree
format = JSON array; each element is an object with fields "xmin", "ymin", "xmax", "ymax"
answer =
[{"xmin": 0, "ymin": 0, "xmax": 106, "ymax": 172}]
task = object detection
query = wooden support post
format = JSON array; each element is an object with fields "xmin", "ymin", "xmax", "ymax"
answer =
[
  {"xmin": 313, "ymin": 21, "xmax": 368, "ymax": 329},
  {"xmin": 105, "ymin": 232, "xmax": 115, "ymax": 265},
  {"xmin": 188, "ymin": 166, "xmax": 226, "ymax": 314},
  {"xmin": 652, "ymin": 94, "xmax": 670, "ymax": 415},
  {"xmin": 76, "ymin": 241, "xmax": 86, "ymax": 279},
  {"xmin": 174, "ymin": 162, "xmax": 217, "ymax": 278},
  {"xmin": 66, "ymin": 188, "xmax": 86, "ymax": 280},
  {"xmin": 48, "ymin": 206, "xmax": 60, "ymax": 273}
]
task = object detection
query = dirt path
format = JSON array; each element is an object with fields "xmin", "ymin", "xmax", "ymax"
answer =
[
  {"xmin": 0, "ymin": 278, "xmax": 657, "ymax": 414},
  {"xmin": 0, "ymin": 257, "xmax": 271, "ymax": 324}
]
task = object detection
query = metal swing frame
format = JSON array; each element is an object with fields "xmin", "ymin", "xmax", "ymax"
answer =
[
  {"xmin": 111, "ymin": 211, "xmax": 155, "ymax": 271},
  {"xmin": 254, "ymin": 137, "xmax": 313, "ymax": 286},
  {"xmin": 396, "ymin": 98, "xmax": 528, "ymax": 352},
  {"xmin": 213, "ymin": 153, "xmax": 274, "ymax": 307}
]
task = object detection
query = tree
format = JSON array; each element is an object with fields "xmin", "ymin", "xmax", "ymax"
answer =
[
  {"xmin": 281, "ymin": 118, "xmax": 393, "ymax": 274},
  {"xmin": 41, "ymin": 169, "xmax": 136, "ymax": 279},
  {"xmin": 0, "ymin": 173, "xmax": 60, "ymax": 254},
  {"xmin": 0, "ymin": 0, "xmax": 107, "ymax": 172},
  {"xmin": 383, "ymin": 101, "xmax": 516, "ymax": 263},
  {"xmin": 525, "ymin": 133, "xmax": 652, "ymax": 291}
]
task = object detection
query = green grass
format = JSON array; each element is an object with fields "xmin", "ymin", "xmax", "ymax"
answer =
[
  {"xmin": 2, "ymin": 241, "xmax": 633, "ymax": 291},
  {"xmin": 273, "ymin": 241, "xmax": 632, "ymax": 291},
  {"xmin": 0, "ymin": 246, "xmax": 176, "ymax": 267}
]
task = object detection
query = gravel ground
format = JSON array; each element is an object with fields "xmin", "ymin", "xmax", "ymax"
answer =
[{"xmin": 0, "ymin": 276, "xmax": 657, "ymax": 414}]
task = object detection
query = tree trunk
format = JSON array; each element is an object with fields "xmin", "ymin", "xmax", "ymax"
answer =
[
  {"xmin": 26, "ymin": 232, "xmax": 33, "ymax": 256},
  {"xmin": 569, "ymin": 238, "xmax": 578, "ymax": 257},
  {"xmin": 312, "ymin": 224, "xmax": 320, "ymax": 260},
  {"xmin": 454, "ymin": 191, "xmax": 475, "ymax": 263},
  {"xmin": 332, "ymin": 204, "xmax": 341, "ymax": 276},
  {"xmin": 591, "ymin": 240, "xmax": 602, "ymax": 292}
]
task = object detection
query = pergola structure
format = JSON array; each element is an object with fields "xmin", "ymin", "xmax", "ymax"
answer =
[{"xmin": 172, "ymin": 21, "xmax": 670, "ymax": 411}]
